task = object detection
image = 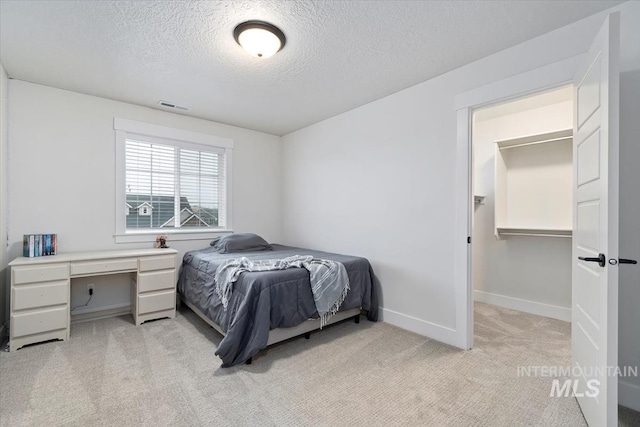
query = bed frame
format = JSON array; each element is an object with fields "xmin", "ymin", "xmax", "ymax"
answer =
[{"xmin": 178, "ymin": 295, "xmax": 361, "ymax": 364}]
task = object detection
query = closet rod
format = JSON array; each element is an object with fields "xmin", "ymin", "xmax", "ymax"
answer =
[{"xmin": 498, "ymin": 232, "xmax": 572, "ymax": 238}]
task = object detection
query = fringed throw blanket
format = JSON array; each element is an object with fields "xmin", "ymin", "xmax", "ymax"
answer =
[{"xmin": 215, "ymin": 255, "xmax": 350, "ymax": 327}]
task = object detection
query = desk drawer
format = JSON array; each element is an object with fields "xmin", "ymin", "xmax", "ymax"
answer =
[
  {"xmin": 13, "ymin": 264, "xmax": 69, "ymax": 285},
  {"xmin": 13, "ymin": 281, "xmax": 68, "ymax": 311},
  {"xmin": 138, "ymin": 270, "xmax": 175, "ymax": 293},
  {"xmin": 11, "ymin": 306, "xmax": 68, "ymax": 337},
  {"xmin": 70, "ymin": 258, "xmax": 137, "ymax": 276},
  {"xmin": 139, "ymin": 255, "xmax": 175, "ymax": 272},
  {"xmin": 138, "ymin": 290, "xmax": 174, "ymax": 314}
]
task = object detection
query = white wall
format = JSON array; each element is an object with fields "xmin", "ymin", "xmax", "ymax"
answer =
[
  {"xmin": 0, "ymin": 64, "xmax": 8, "ymax": 336},
  {"xmin": 472, "ymin": 99, "xmax": 573, "ymax": 321},
  {"xmin": 281, "ymin": 0, "xmax": 639, "ymax": 371},
  {"xmin": 7, "ymin": 81, "xmax": 282, "ymax": 317}
]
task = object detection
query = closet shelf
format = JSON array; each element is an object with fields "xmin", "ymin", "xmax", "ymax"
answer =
[
  {"xmin": 496, "ymin": 227, "xmax": 572, "ymax": 238},
  {"xmin": 496, "ymin": 129, "xmax": 572, "ymax": 150},
  {"xmin": 494, "ymin": 128, "xmax": 573, "ymax": 239}
]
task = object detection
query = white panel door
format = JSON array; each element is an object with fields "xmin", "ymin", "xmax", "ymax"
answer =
[{"xmin": 572, "ymin": 13, "xmax": 619, "ymax": 427}]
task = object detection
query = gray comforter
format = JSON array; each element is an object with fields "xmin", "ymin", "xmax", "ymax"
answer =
[{"xmin": 177, "ymin": 244, "xmax": 378, "ymax": 367}]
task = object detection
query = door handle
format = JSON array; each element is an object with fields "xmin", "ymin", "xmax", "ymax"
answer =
[{"xmin": 579, "ymin": 253, "xmax": 606, "ymax": 267}]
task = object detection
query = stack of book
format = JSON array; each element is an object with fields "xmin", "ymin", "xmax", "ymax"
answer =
[{"xmin": 23, "ymin": 234, "xmax": 57, "ymax": 257}]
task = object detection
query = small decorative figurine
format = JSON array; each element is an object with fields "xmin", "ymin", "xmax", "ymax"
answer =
[{"xmin": 155, "ymin": 235, "xmax": 169, "ymax": 249}]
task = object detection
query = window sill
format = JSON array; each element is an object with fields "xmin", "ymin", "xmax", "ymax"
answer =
[{"xmin": 114, "ymin": 229, "xmax": 233, "ymax": 244}]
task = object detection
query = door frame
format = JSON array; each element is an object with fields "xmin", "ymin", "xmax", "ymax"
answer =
[{"xmin": 453, "ymin": 55, "xmax": 583, "ymax": 349}]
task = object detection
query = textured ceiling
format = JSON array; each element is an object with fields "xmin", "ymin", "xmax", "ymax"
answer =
[{"xmin": 0, "ymin": 0, "xmax": 623, "ymax": 135}]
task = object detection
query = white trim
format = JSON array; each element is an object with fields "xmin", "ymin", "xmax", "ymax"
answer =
[
  {"xmin": 454, "ymin": 55, "xmax": 582, "ymax": 110},
  {"xmin": 379, "ymin": 307, "xmax": 459, "ymax": 347},
  {"xmin": 71, "ymin": 302, "xmax": 131, "ymax": 316},
  {"xmin": 454, "ymin": 56, "xmax": 582, "ymax": 350},
  {"xmin": 114, "ymin": 229, "xmax": 232, "ymax": 244},
  {"xmin": 71, "ymin": 303, "xmax": 132, "ymax": 323},
  {"xmin": 114, "ymin": 117, "xmax": 234, "ymax": 149},
  {"xmin": 174, "ymin": 145, "xmax": 181, "ymax": 227},
  {"xmin": 619, "ymin": 380, "xmax": 640, "ymax": 412},
  {"xmin": 115, "ymin": 129, "xmax": 127, "ymax": 240},
  {"xmin": 454, "ymin": 108, "xmax": 473, "ymax": 350},
  {"xmin": 223, "ymin": 149, "xmax": 233, "ymax": 231},
  {"xmin": 473, "ymin": 290, "xmax": 571, "ymax": 322}
]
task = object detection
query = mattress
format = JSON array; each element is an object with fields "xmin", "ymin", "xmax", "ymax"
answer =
[{"xmin": 177, "ymin": 244, "xmax": 378, "ymax": 366}]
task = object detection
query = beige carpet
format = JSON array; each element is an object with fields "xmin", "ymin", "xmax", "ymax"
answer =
[{"xmin": 0, "ymin": 302, "xmax": 638, "ymax": 426}]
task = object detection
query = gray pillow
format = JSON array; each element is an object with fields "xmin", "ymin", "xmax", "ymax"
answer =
[{"xmin": 210, "ymin": 233, "xmax": 272, "ymax": 253}]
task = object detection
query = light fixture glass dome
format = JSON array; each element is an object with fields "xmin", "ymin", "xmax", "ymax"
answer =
[{"xmin": 234, "ymin": 21, "xmax": 286, "ymax": 59}]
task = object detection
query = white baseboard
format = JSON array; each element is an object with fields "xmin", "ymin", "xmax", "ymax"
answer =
[
  {"xmin": 620, "ymin": 380, "xmax": 640, "ymax": 412},
  {"xmin": 71, "ymin": 302, "xmax": 130, "ymax": 316},
  {"xmin": 71, "ymin": 303, "xmax": 131, "ymax": 324},
  {"xmin": 474, "ymin": 290, "xmax": 571, "ymax": 322},
  {"xmin": 379, "ymin": 307, "xmax": 459, "ymax": 348}
]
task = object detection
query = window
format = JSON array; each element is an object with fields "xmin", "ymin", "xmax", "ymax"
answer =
[
  {"xmin": 125, "ymin": 138, "xmax": 224, "ymax": 229},
  {"xmin": 114, "ymin": 118, "xmax": 233, "ymax": 242}
]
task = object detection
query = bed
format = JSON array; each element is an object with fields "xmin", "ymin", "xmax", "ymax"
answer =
[{"xmin": 177, "ymin": 238, "xmax": 378, "ymax": 367}]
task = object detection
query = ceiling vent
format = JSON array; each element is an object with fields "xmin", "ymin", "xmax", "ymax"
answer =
[{"xmin": 158, "ymin": 101, "xmax": 190, "ymax": 111}]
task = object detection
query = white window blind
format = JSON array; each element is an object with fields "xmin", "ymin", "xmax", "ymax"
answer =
[{"xmin": 125, "ymin": 134, "xmax": 226, "ymax": 230}]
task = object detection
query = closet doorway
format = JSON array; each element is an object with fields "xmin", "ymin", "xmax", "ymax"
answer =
[
  {"xmin": 457, "ymin": 17, "xmax": 623, "ymax": 424},
  {"xmin": 468, "ymin": 88, "xmax": 576, "ymax": 395},
  {"xmin": 471, "ymin": 85, "xmax": 574, "ymax": 324}
]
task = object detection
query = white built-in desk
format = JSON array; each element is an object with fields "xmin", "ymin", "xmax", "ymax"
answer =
[{"xmin": 8, "ymin": 248, "xmax": 178, "ymax": 351}]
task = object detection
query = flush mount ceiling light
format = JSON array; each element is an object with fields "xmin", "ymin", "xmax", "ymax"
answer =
[{"xmin": 233, "ymin": 20, "xmax": 286, "ymax": 59}]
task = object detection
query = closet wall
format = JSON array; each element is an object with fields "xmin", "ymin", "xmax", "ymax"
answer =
[{"xmin": 472, "ymin": 88, "xmax": 573, "ymax": 320}]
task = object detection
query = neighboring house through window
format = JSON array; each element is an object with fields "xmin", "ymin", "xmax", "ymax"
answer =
[
  {"xmin": 114, "ymin": 118, "xmax": 233, "ymax": 243},
  {"xmin": 137, "ymin": 201, "xmax": 153, "ymax": 216}
]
